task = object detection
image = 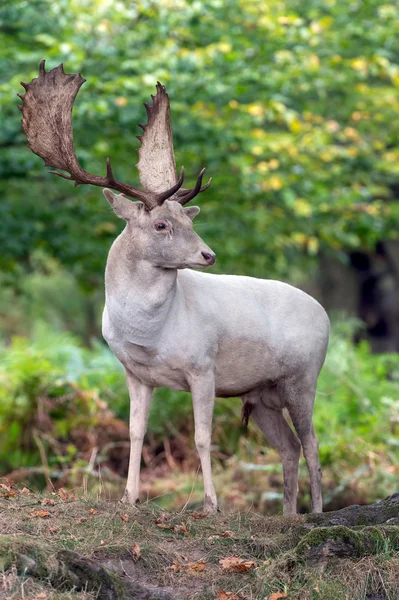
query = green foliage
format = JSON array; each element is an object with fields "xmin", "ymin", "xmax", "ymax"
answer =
[
  {"xmin": 0, "ymin": 324, "xmax": 397, "ymax": 508},
  {"xmin": 1, "ymin": 0, "xmax": 399, "ymax": 289}
]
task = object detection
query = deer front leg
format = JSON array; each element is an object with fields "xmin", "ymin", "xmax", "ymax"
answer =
[
  {"xmin": 122, "ymin": 369, "xmax": 153, "ymax": 505},
  {"xmin": 190, "ymin": 373, "xmax": 218, "ymax": 514}
]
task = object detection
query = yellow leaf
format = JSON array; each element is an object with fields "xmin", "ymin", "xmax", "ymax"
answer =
[
  {"xmin": 31, "ymin": 509, "xmax": 51, "ymax": 519},
  {"xmin": 307, "ymin": 237, "xmax": 319, "ymax": 255},
  {"xmin": 247, "ymin": 104, "xmax": 264, "ymax": 118},
  {"xmin": 294, "ymin": 199, "xmax": 312, "ymax": 217},
  {"xmin": 219, "ymin": 42, "xmax": 232, "ymax": 53},
  {"xmin": 269, "ymin": 593, "xmax": 287, "ymax": 600},
  {"xmin": 268, "ymin": 175, "xmax": 283, "ymax": 190},
  {"xmin": 187, "ymin": 560, "xmax": 206, "ymax": 573},
  {"xmin": 268, "ymin": 159, "xmax": 280, "ymax": 170},
  {"xmin": 252, "ymin": 145, "xmax": 263, "ymax": 156}
]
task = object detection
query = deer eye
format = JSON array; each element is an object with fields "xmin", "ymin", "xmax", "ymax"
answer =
[{"xmin": 154, "ymin": 222, "xmax": 167, "ymax": 231}]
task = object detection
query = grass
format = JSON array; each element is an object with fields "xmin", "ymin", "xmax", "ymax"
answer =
[{"xmin": 1, "ymin": 486, "xmax": 399, "ymax": 600}]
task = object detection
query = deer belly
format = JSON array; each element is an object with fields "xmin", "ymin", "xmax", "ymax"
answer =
[{"xmin": 214, "ymin": 336, "xmax": 282, "ymax": 396}]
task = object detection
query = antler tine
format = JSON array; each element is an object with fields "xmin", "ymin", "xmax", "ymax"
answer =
[
  {"xmin": 177, "ymin": 168, "xmax": 212, "ymax": 205},
  {"xmin": 19, "ymin": 61, "xmax": 159, "ymax": 210}
]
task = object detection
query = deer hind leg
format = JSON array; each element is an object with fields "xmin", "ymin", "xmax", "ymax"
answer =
[
  {"xmin": 281, "ymin": 378, "xmax": 323, "ymax": 513},
  {"xmin": 249, "ymin": 398, "xmax": 301, "ymax": 515}
]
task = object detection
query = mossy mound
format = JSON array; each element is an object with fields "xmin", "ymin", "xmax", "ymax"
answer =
[{"xmin": 1, "ymin": 491, "xmax": 399, "ymax": 599}]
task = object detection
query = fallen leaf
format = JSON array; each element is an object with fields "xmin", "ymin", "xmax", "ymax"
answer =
[
  {"xmin": 187, "ymin": 560, "xmax": 206, "ymax": 573},
  {"xmin": 217, "ymin": 591, "xmax": 240, "ymax": 600},
  {"xmin": 208, "ymin": 530, "xmax": 235, "ymax": 540},
  {"xmin": 0, "ymin": 490, "xmax": 17, "ymax": 498},
  {"xmin": 219, "ymin": 555, "xmax": 256, "ymax": 573},
  {"xmin": 170, "ymin": 559, "xmax": 183, "ymax": 572},
  {"xmin": 31, "ymin": 509, "xmax": 51, "ymax": 519},
  {"xmin": 174, "ymin": 522, "xmax": 190, "ymax": 536},
  {"xmin": 268, "ymin": 593, "xmax": 287, "ymax": 600},
  {"xmin": 57, "ymin": 488, "xmax": 77, "ymax": 501},
  {"xmin": 156, "ymin": 522, "xmax": 173, "ymax": 530},
  {"xmin": 41, "ymin": 498, "xmax": 56, "ymax": 506},
  {"xmin": 157, "ymin": 512, "xmax": 169, "ymax": 522},
  {"xmin": 121, "ymin": 513, "xmax": 129, "ymax": 522},
  {"xmin": 20, "ymin": 487, "xmax": 31, "ymax": 495},
  {"xmin": 131, "ymin": 543, "xmax": 141, "ymax": 562},
  {"xmin": 48, "ymin": 526, "xmax": 59, "ymax": 534},
  {"xmin": 88, "ymin": 508, "xmax": 97, "ymax": 515},
  {"xmin": 191, "ymin": 511, "xmax": 207, "ymax": 519},
  {"xmin": 76, "ymin": 517, "xmax": 87, "ymax": 524}
]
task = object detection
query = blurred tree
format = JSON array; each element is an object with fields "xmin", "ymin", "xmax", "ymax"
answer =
[{"xmin": 0, "ymin": 0, "xmax": 398, "ymax": 338}]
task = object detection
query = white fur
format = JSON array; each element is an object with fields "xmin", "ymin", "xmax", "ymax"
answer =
[{"xmin": 102, "ymin": 193, "xmax": 330, "ymax": 514}]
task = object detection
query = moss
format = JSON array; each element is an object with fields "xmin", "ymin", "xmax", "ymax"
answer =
[
  {"xmin": 296, "ymin": 525, "xmax": 399, "ymax": 557},
  {"xmin": 0, "ymin": 534, "xmax": 51, "ymax": 577}
]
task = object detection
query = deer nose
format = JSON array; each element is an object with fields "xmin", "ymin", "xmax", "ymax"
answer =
[{"xmin": 201, "ymin": 251, "xmax": 216, "ymax": 265}]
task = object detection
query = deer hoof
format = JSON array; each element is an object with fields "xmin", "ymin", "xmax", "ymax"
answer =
[
  {"xmin": 203, "ymin": 495, "xmax": 218, "ymax": 515},
  {"xmin": 121, "ymin": 490, "xmax": 139, "ymax": 506}
]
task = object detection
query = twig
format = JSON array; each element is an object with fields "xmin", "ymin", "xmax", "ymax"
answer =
[
  {"xmin": 32, "ymin": 430, "xmax": 51, "ymax": 490},
  {"xmin": 179, "ymin": 463, "xmax": 201, "ymax": 514}
]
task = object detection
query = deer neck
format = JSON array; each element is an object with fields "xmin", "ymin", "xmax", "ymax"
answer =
[{"xmin": 105, "ymin": 232, "xmax": 178, "ymax": 347}]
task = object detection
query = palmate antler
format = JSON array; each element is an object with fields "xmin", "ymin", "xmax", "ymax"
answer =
[
  {"xmin": 136, "ymin": 81, "xmax": 211, "ymax": 205},
  {"xmin": 18, "ymin": 61, "xmax": 211, "ymax": 210}
]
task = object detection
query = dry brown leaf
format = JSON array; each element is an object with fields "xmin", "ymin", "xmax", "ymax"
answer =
[
  {"xmin": 268, "ymin": 593, "xmax": 287, "ymax": 600},
  {"xmin": 31, "ymin": 509, "xmax": 51, "ymax": 519},
  {"xmin": 88, "ymin": 508, "xmax": 97, "ymax": 515},
  {"xmin": 57, "ymin": 487, "xmax": 77, "ymax": 501},
  {"xmin": 121, "ymin": 513, "xmax": 129, "ymax": 522},
  {"xmin": 131, "ymin": 543, "xmax": 141, "ymax": 562},
  {"xmin": 219, "ymin": 555, "xmax": 256, "ymax": 573},
  {"xmin": 48, "ymin": 526, "xmax": 59, "ymax": 534},
  {"xmin": 0, "ymin": 490, "xmax": 17, "ymax": 498},
  {"xmin": 157, "ymin": 512, "xmax": 169, "ymax": 522},
  {"xmin": 156, "ymin": 522, "xmax": 173, "ymax": 530},
  {"xmin": 187, "ymin": 560, "xmax": 206, "ymax": 573},
  {"xmin": 191, "ymin": 511, "xmax": 207, "ymax": 519},
  {"xmin": 41, "ymin": 498, "xmax": 56, "ymax": 506},
  {"xmin": 174, "ymin": 522, "xmax": 190, "ymax": 536},
  {"xmin": 217, "ymin": 591, "xmax": 240, "ymax": 600},
  {"xmin": 208, "ymin": 530, "xmax": 235, "ymax": 540},
  {"xmin": 170, "ymin": 559, "xmax": 183, "ymax": 572}
]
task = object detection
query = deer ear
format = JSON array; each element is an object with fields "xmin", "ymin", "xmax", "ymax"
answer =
[
  {"xmin": 184, "ymin": 206, "xmax": 200, "ymax": 220},
  {"xmin": 103, "ymin": 189, "xmax": 142, "ymax": 220}
]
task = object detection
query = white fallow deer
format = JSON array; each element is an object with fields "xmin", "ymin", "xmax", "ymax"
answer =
[{"xmin": 20, "ymin": 61, "xmax": 330, "ymax": 515}]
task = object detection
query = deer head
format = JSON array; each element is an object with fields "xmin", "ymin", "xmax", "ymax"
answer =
[{"xmin": 19, "ymin": 61, "xmax": 216, "ymax": 268}]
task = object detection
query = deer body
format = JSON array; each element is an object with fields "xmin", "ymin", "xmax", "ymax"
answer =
[
  {"xmin": 20, "ymin": 61, "xmax": 330, "ymax": 515},
  {"xmin": 103, "ymin": 244, "xmax": 328, "ymax": 397}
]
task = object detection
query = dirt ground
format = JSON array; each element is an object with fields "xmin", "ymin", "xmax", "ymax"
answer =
[{"xmin": 1, "ymin": 483, "xmax": 399, "ymax": 600}]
